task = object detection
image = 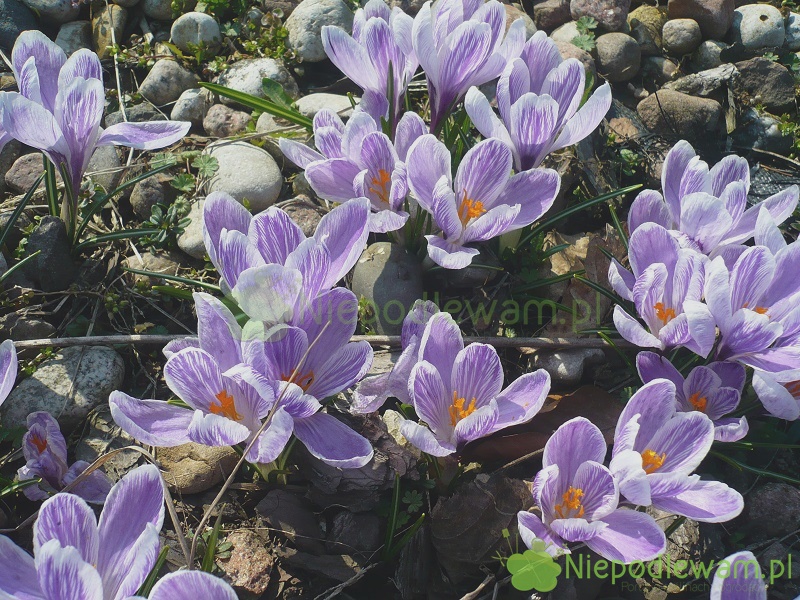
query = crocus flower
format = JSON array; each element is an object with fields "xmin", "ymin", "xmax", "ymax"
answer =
[
  {"xmin": 710, "ymin": 550, "xmax": 767, "ymax": 600},
  {"xmin": 396, "ymin": 312, "xmax": 550, "ymax": 456},
  {"xmin": 609, "ymin": 379, "xmax": 744, "ymax": 523},
  {"xmin": 0, "ymin": 31, "xmax": 190, "ymax": 198},
  {"xmin": 17, "ymin": 411, "xmax": 112, "ymax": 503},
  {"xmin": 0, "ymin": 339, "xmax": 17, "ymax": 409},
  {"xmin": 412, "ymin": 0, "xmax": 525, "ymax": 132},
  {"xmin": 0, "ymin": 464, "xmax": 164, "ymax": 600},
  {"xmin": 517, "ymin": 417, "xmax": 666, "ymax": 563},
  {"xmin": 752, "ymin": 370, "xmax": 800, "ymax": 421},
  {"xmin": 627, "ymin": 140, "xmax": 799, "ymax": 255},
  {"xmin": 321, "ymin": 0, "xmax": 417, "ymax": 123},
  {"xmin": 279, "ymin": 110, "xmax": 428, "ymax": 232},
  {"xmin": 128, "ymin": 571, "xmax": 237, "ymax": 600},
  {"xmin": 351, "ymin": 299, "xmax": 440, "ymax": 413},
  {"xmin": 608, "ymin": 222, "xmax": 715, "ymax": 356},
  {"xmin": 636, "ymin": 352, "xmax": 748, "ymax": 442},
  {"xmin": 464, "ymin": 31, "xmax": 612, "ymax": 171},
  {"xmin": 406, "ymin": 134, "xmax": 560, "ymax": 268}
]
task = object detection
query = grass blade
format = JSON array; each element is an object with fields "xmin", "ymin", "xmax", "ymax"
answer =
[
  {"xmin": 201, "ymin": 82, "xmax": 313, "ymax": 130},
  {"xmin": 0, "ymin": 173, "xmax": 43, "ymax": 251},
  {"xmin": 74, "ymin": 229, "xmax": 161, "ymax": 252},
  {"xmin": 0, "ymin": 250, "xmax": 40, "ymax": 284},
  {"xmin": 125, "ymin": 269, "xmax": 221, "ymax": 292}
]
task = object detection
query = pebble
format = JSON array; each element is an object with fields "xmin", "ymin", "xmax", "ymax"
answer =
[
  {"xmin": 504, "ymin": 4, "xmax": 537, "ymax": 39},
  {"xmin": 667, "ymin": 0, "xmax": 733, "ymax": 40},
  {"xmin": 277, "ymin": 195, "xmax": 326, "ymax": 237},
  {"xmin": 627, "ymin": 5, "xmax": 667, "ymax": 56},
  {"xmin": 549, "ymin": 21, "xmax": 581, "ymax": 46},
  {"xmin": 86, "ymin": 145, "xmax": 123, "ymax": 192},
  {"xmin": 219, "ymin": 530, "xmax": 274, "ymax": 598},
  {"xmin": 256, "ymin": 489, "xmax": 324, "ymax": 553},
  {"xmin": 0, "ymin": 312, "xmax": 55, "ymax": 342},
  {"xmin": 22, "ymin": 216, "xmax": 77, "ymax": 292},
  {"xmin": 205, "ymin": 140, "xmax": 284, "ymax": 211},
  {"xmin": 731, "ymin": 107, "xmax": 793, "ymax": 155},
  {"xmin": 530, "ymin": 349, "xmax": 605, "ymax": 389},
  {"xmin": 170, "ymin": 88, "xmax": 211, "ymax": 128},
  {"xmin": 285, "ymin": 0, "xmax": 354, "ymax": 63},
  {"xmin": 0, "ymin": 0, "xmax": 37, "ymax": 48},
  {"xmin": 662, "ymin": 18, "xmax": 701, "ymax": 56},
  {"xmin": 637, "ymin": 89, "xmax": 722, "ymax": 139},
  {"xmin": 21, "ymin": 0, "xmax": 79, "ymax": 24},
  {"xmin": 533, "ymin": 0, "xmax": 571, "ymax": 31},
  {"xmin": 0, "ymin": 346, "xmax": 125, "ymax": 432},
  {"xmin": 123, "ymin": 250, "xmax": 185, "ymax": 285},
  {"xmin": 732, "ymin": 57, "xmax": 796, "ymax": 114},
  {"xmin": 139, "ymin": 59, "xmax": 201, "ymax": 106},
  {"xmin": 554, "ymin": 40, "xmax": 596, "ymax": 77},
  {"xmin": 730, "ymin": 4, "xmax": 785, "ymax": 50},
  {"xmin": 92, "ymin": 4, "xmax": 127, "ymax": 60},
  {"xmin": 55, "ymin": 20, "xmax": 92, "ymax": 54},
  {"xmin": 641, "ymin": 55, "xmax": 680, "ymax": 85},
  {"xmin": 129, "ymin": 173, "xmax": 177, "ymax": 218},
  {"xmin": 170, "ymin": 11, "xmax": 222, "ymax": 54},
  {"xmin": 75, "ymin": 405, "xmax": 144, "ymax": 482},
  {"xmin": 142, "ymin": 0, "xmax": 172, "ymax": 20},
  {"xmin": 690, "ymin": 40, "xmax": 727, "ymax": 71},
  {"xmin": 664, "ymin": 63, "xmax": 736, "ymax": 97},
  {"xmin": 569, "ymin": 0, "xmax": 630, "ymax": 32},
  {"xmin": 113, "ymin": 0, "xmax": 140, "ymax": 6},
  {"xmin": 787, "ymin": 13, "xmax": 800, "ymax": 51},
  {"xmin": 177, "ymin": 200, "xmax": 206, "ymax": 260},
  {"xmin": 105, "ymin": 103, "xmax": 163, "ymax": 126},
  {"xmin": 202, "ymin": 103, "xmax": 251, "ymax": 138},
  {"xmin": 157, "ymin": 443, "xmax": 239, "ymax": 494},
  {"xmin": 326, "ymin": 510, "xmax": 382, "ymax": 554},
  {"xmin": 595, "ymin": 32, "xmax": 641, "ymax": 82},
  {"xmin": 745, "ymin": 483, "xmax": 800, "ymax": 539},
  {"xmin": 5, "ymin": 152, "xmax": 58, "ymax": 194},
  {"xmin": 215, "ymin": 58, "xmax": 299, "ymax": 106},
  {"xmin": 295, "ymin": 93, "xmax": 355, "ymax": 118}
]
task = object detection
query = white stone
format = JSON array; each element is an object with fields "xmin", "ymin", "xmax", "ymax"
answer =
[
  {"xmin": 731, "ymin": 4, "xmax": 785, "ymax": 50},
  {"xmin": 138, "ymin": 59, "xmax": 200, "ymax": 106},
  {"xmin": 285, "ymin": 0, "xmax": 354, "ymax": 62},
  {"xmin": 295, "ymin": 93, "xmax": 356, "ymax": 118},
  {"xmin": 177, "ymin": 200, "xmax": 207, "ymax": 260},
  {"xmin": 786, "ymin": 13, "xmax": 800, "ymax": 51},
  {"xmin": 170, "ymin": 11, "xmax": 222, "ymax": 54},
  {"xmin": 170, "ymin": 88, "xmax": 211, "ymax": 127},
  {"xmin": 205, "ymin": 140, "xmax": 283, "ymax": 211},
  {"xmin": 21, "ymin": 0, "xmax": 79, "ymax": 23},
  {"xmin": 215, "ymin": 58, "xmax": 299, "ymax": 105},
  {"xmin": 55, "ymin": 20, "xmax": 92, "ymax": 54}
]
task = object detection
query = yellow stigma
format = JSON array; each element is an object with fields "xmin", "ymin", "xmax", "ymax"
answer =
[
  {"xmin": 31, "ymin": 434, "xmax": 47, "ymax": 453},
  {"xmin": 641, "ymin": 449, "xmax": 666, "ymax": 474},
  {"xmin": 368, "ymin": 169, "xmax": 392, "ymax": 204},
  {"xmin": 554, "ymin": 487, "xmax": 585, "ymax": 519},
  {"xmin": 688, "ymin": 391, "xmax": 707, "ymax": 413},
  {"xmin": 457, "ymin": 191, "xmax": 487, "ymax": 226},
  {"xmin": 282, "ymin": 370, "xmax": 315, "ymax": 392},
  {"xmin": 209, "ymin": 390, "xmax": 241, "ymax": 421},
  {"xmin": 654, "ymin": 302, "xmax": 676, "ymax": 325},
  {"xmin": 449, "ymin": 391, "xmax": 478, "ymax": 426}
]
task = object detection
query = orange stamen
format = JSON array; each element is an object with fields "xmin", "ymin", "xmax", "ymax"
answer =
[
  {"xmin": 209, "ymin": 390, "xmax": 241, "ymax": 421},
  {"xmin": 688, "ymin": 391, "xmax": 708, "ymax": 413},
  {"xmin": 654, "ymin": 302, "xmax": 676, "ymax": 325},
  {"xmin": 641, "ymin": 449, "xmax": 666, "ymax": 474},
  {"xmin": 282, "ymin": 370, "xmax": 315, "ymax": 392},
  {"xmin": 367, "ymin": 169, "xmax": 392, "ymax": 204},
  {"xmin": 449, "ymin": 391, "xmax": 478, "ymax": 426},
  {"xmin": 457, "ymin": 191, "xmax": 487, "ymax": 226},
  {"xmin": 554, "ymin": 487, "xmax": 585, "ymax": 519},
  {"xmin": 31, "ymin": 434, "xmax": 47, "ymax": 453}
]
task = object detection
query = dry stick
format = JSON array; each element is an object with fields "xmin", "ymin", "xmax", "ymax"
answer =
[
  {"xmin": 459, "ymin": 572, "xmax": 496, "ymax": 600},
  {"xmin": 314, "ymin": 563, "xmax": 381, "ymax": 600}
]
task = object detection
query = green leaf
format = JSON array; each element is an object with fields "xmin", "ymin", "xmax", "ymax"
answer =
[
  {"xmin": 171, "ymin": 173, "xmax": 196, "ymax": 193},
  {"xmin": 261, "ymin": 77, "xmax": 296, "ymax": 110},
  {"xmin": 151, "ymin": 152, "xmax": 179, "ymax": 169},
  {"xmin": 192, "ymin": 154, "xmax": 219, "ymax": 178},
  {"xmin": 200, "ymin": 82, "xmax": 313, "ymax": 130},
  {"xmin": 0, "ymin": 173, "xmax": 43, "ymax": 251},
  {"xmin": 507, "ymin": 548, "xmax": 562, "ymax": 593}
]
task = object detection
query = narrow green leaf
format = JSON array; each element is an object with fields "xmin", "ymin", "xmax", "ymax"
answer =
[
  {"xmin": 43, "ymin": 157, "xmax": 60, "ymax": 218},
  {"xmin": 0, "ymin": 173, "xmax": 43, "ymax": 251},
  {"xmin": 125, "ymin": 269, "xmax": 221, "ymax": 292},
  {"xmin": 201, "ymin": 511, "xmax": 225, "ymax": 572},
  {"xmin": 135, "ymin": 546, "xmax": 170, "ymax": 597},
  {"xmin": 0, "ymin": 250, "xmax": 41, "ymax": 284},
  {"xmin": 74, "ymin": 229, "xmax": 161, "ymax": 252},
  {"xmin": 261, "ymin": 77, "xmax": 295, "ymax": 110},
  {"xmin": 201, "ymin": 82, "xmax": 313, "ymax": 130}
]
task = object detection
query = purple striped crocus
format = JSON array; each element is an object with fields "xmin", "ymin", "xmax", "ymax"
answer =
[
  {"xmin": 637, "ymin": 352, "xmax": 748, "ymax": 442},
  {"xmin": 396, "ymin": 312, "xmax": 551, "ymax": 456},
  {"xmin": 321, "ymin": 0, "xmax": 417, "ymax": 123},
  {"xmin": 752, "ymin": 371, "xmax": 800, "ymax": 421},
  {"xmin": 411, "ymin": 0, "xmax": 525, "ymax": 132},
  {"xmin": 405, "ymin": 134, "xmax": 560, "ymax": 268},
  {"xmin": 465, "ymin": 31, "xmax": 612, "ymax": 171},
  {"xmin": 279, "ymin": 110, "xmax": 428, "ymax": 232},
  {"xmin": 128, "ymin": 571, "xmax": 238, "ymax": 600},
  {"xmin": 710, "ymin": 551, "xmax": 767, "ymax": 600},
  {"xmin": 17, "ymin": 411, "xmax": 112, "ymax": 503},
  {"xmin": 0, "ymin": 339, "xmax": 17, "ymax": 409},
  {"xmin": 0, "ymin": 464, "xmax": 165, "ymax": 600},
  {"xmin": 517, "ymin": 417, "xmax": 666, "ymax": 563},
  {"xmin": 608, "ymin": 222, "xmax": 715, "ymax": 356},
  {"xmin": 609, "ymin": 379, "xmax": 744, "ymax": 523}
]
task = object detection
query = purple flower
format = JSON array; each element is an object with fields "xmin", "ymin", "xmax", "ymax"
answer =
[
  {"xmin": 406, "ymin": 134, "xmax": 560, "ymax": 268},
  {"xmin": 0, "ymin": 31, "xmax": 189, "ymax": 199},
  {"xmin": 0, "ymin": 339, "xmax": 17, "ymax": 409},
  {"xmin": 411, "ymin": 0, "xmax": 525, "ymax": 132},
  {"xmin": 129, "ymin": 571, "xmax": 237, "ymax": 600},
  {"xmin": 279, "ymin": 110, "xmax": 428, "ymax": 232},
  {"xmin": 608, "ymin": 223, "xmax": 715, "ymax": 356},
  {"xmin": 465, "ymin": 31, "xmax": 612, "ymax": 171},
  {"xmin": 517, "ymin": 417, "xmax": 666, "ymax": 563},
  {"xmin": 17, "ymin": 411, "xmax": 112, "ymax": 503},
  {"xmin": 321, "ymin": 0, "xmax": 417, "ymax": 122},
  {"xmin": 752, "ymin": 371, "xmax": 800, "ymax": 421},
  {"xmin": 352, "ymin": 299, "xmax": 440, "ymax": 413},
  {"xmin": 627, "ymin": 140, "xmax": 799, "ymax": 255},
  {"xmin": 397, "ymin": 312, "xmax": 550, "ymax": 456},
  {"xmin": 637, "ymin": 352, "xmax": 748, "ymax": 442},
  {"xmin": 0, "ymin": 464, "xmax": 165, "ymax": 600},
  {"xmin": 710, "ymin": 551, "xmax": 767, "ymax": 600},
  {"xmin": 609, "ymin": 379, "xmax": 744, "ymax": 523}
]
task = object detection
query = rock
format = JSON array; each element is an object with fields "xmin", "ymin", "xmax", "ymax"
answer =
[
  {"xmin": 202, "ymin": 103, "xmax": 251, "ymax": 137},
  {"xmin": 732, "ymin": 107, "xmax": 793, "ymax": 155},
  {"xmin": 570, "ymin": 0, "xmax": 630, "ymax": 31},
  {"xmin": 205, "ymin": 141, "xmax": 283, "ymax": 211},
  {"xmin": 86, "ymin": 145, "xmax": 123, "ymax": 192},
  {"xmin": 92, "ymin": 4, "xmax": 127, "ymax": 60},
  {"xmin": 5, "ymin": 152, "xmax": 59, "ymax": 194},
  {"xmin": 550, "ymin": 20, "xmax": 581, "ymax": 45},
  {"xmin": 554, "ymin": 40, "xmax": 596, "ymax": 77},
  {"xmin": 787, "ymin": 13, "xmax": 800, "ymax": 51},
  {"xmin": 256, "ymin": 489, "xmax": 324, "ymax": 553},
  {"xmin": 627, "ymin": 5, "xmax": 667, "ymax": 56},
  {"xmin": 105, "ymin": 103, "xmax": 163, "ymax": 126},
  {"xmin": 690, "ymin": 40, "xmax": 727, "ymax": 71},
  {"xmin": 533, "ymin": 0, "xmax": 571, "ymax": 31},
  {"xmin": 277, "ymin": 196, "xmax": 326, "ymax": 236},
  {"xmin": 215, "ymin": 58, "xmax": 299, "ymax": 105},
  {"xmin": 170, "ymin": 88, "xmax": 210, "ymax": 128},
  {"xmin": 732, "ymin": 57, "xmax": 796, "ymax": 114},
  {"xmin": 139, "ymin": 59, "xmax": 200, "ymax": 106},
  {"xmin": 291, "ymin": 172, "xmax": 314, "ymax": 197},
  {"xmin": 55, "ymin": 21, "xmax": 92, "ymax": 54},
  {"xmin": 22, "ymin": 216, "xmax": 77, "ymax": 292},
  {"xmin": 219, "ymin": 530, "xmax": 273, "ymax": 598},
  {"xmin": 157, "ymin": 443, "xmax": 239, "ymax": 494},
  {"xmin": 667, "ymin": 0, "xmax": 733, "ymax": 40},
  {"xmin": 637, "ymin": 90, "xmax": 722, "ymax": 139},
  {"xmin": 662, "ymin": 18, "xmax": 701, "ymax": 55},
  {"xmin": 113, "ymin": 0, "xmax": 141, "ymax": 6},
  {"xmin": 0, "ymin": 0, "xmax": 37, "ymax": 50},
  {"xmin": 142, "ymin": 0, "xmax": 172, "ymax": 20},
  {"xmin": 0, "ymin": 139, "xmax": 21, "ymax": 196},
  {"xmin": 129, "ymin": 173, "xmax": 178, "ymax": 219},
  {"xmin": 531, "ymin": 348, "xmax": 605, "ymax": 388},
  {"xmin": 1, "ymin": 346, "xmax": 124, "ymax": 432},
  {"xmin": 74, "ymin": 405, "xmax": 144, "ymax": 482},
  {"xmin": 295, "ymin": 93, "xmax": 355, "ymax": 118},
  {"xmin": 326, "ymin": 510, "xmax": 382, "ymax": 555},
  {"xmin": 745, "ymin": 483, "xmax": 800, "ymax": 539},
  {"xmin": 641, "ymin": 55, "xmax": 680, "ymax": 85},
  {"xmin": 352, "ymin": 242, "xmax": 424, "ymax": 336},
  {"xmin": 177, "ymin": 200, "xmax": 206, "ymax": 260},
  {"xmin": 0, "ymin": 205, "xmax": 29, "ymax": 252},
  {"xmin": 436, "ymin": 249, "xmax": 501, "ymax": 289},
  {"xmin": 595, "ymin": 32, "xmax": 640, "ymax": 82},
  {"xmin": 170, "ymin": 11, "xmax": 222, "ymax": 54},
  {"xmin": 0, "ymin": 313, "xmax": 55, "ymax": 342},
  {"xmin": 276, "ymin": 547, "xmax": 363, "ymax": 582},
  {"xmin": 285, "ymin": 0, "xmax": 354, "ymax": 62},
  {"xmin": 663, "ymin": 63, "xmax": 737, "ymax": 98},
  {"xmin": 20, "ymin": 0, "xmax": 79, "ymax": 23},
  {"xmin": 504, "ymin": 3, "xmax": 536, "ymax": 39},
  {"xmin": 123, "ymin": 250, "xmax": 185, "ymax": 285},
  {"xmin": 730, "ymin": 4, "xmax": 784, "ymax": 50},
  {"xmin": 382, "ymin": 409, "xmax": 420, "ymax": 456}
]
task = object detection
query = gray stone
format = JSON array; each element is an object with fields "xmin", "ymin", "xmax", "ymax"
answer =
[
  {"xmin": 326, "ymin": 510, "xmax": 382, "ymax": 554},
  {"xmin": 1, "ymin": 346, "xmax": 125, "ymax": 432},
  {"xmin": 205, "ymin": 140, "xmax": 283, "ymax": 211},
  {"xmin": 285, "ymin": 0, "xmax": 354, "ymax": 62},
  {"xmin": 105, "ymin": 103, "xmax": 162, "ymax": 126},
  {"xmin": 215, "ymin": 58, "xmax": 299, "ymax": 106},
  {"xmin": 504, "ymin": 4, "xmax": 536, "ymax": 39},
  {"xmin": 730, "ymin": 4, "xmax": 784, "ymax": 50},
  {"xmin": 570, "ymin": 0, "xmax": 630, "ymax": 31},
  {"xmin": 291, "ymin": 171, "xmax": 314, "ymax": 196},
  {"xmin": 595, "ymin": 32, "xmax": 640, "ymax": 82},
  {"xmin": 0, "ymin": 204, "xmax": 29, "ymax": 251},
  {"xmin": 351, "ymin": 242, "xmax": 424, "ymax": 336},
  {"xmin": 92, "ymin": 4, "xmax": 127, "ymax": 59},
  {"xmin": 170, "ymin": 11, "xmax": 222, "ymax": 54},
  {"xmin": 637, "ymin": 90, "xmax": 722, "ymax": 139},
  {"xmin": 277, "ymin": 195, "xmax": 326, "ymax": 237},
  {"xmin": 662, "ymin": 18, "xmax": 701, "ymax": 55},
  {"xmin": 690, "ymin": 40, "xmax": 727, "ymax": 71},
  {"xmin": 157, "ymin": 443, "xmax": 239, "ymax": 494},
  {"xmin": 219, "ymin": 530, "xmax": 274, "ymax": 598},
  {"xmin": 641, "ymin": 55, "xmax": 680, "ymax": 85},
  {"xmin": 123, "ymin": 250, "xmax": 185, "ymax": 285},
  {"xmin": 0, "ymin": 0, "xmax": 37, "ymax": 50},
  {"xmin": 745, "ymin": 483, "xmax": 800, "ymax": 539},
  {"xmin": 256, "ymin": 489, "xmax": 324, "ymax": 553},
  {"xmin": 113, "ymin": 0, "xmax": 141, "ymax": 6},
  {"xmin": 0, "ymin": 139, "xmax": 21, "ymax": 196},
  {"xmin": 142, "ymin": 0, "xmax": 172, "ymax": 20},
  {"xmin": 170, "ymin": 88, "xmax": 210, "ymax": 127},
  {"xmin": 21, "ymin": 0, "xmax": 78, "ymax": 23},
  {"xmin": 55, "ymin": 21, "xmax": 92, "ymax": 54},
  {"xmin": 732, "ymin": 57, "xmax": 796, "ymax": 114},
  {"xmin": 86, "ymin": 145, "xmax": 123, "ymax": 192},
  {"xmin": 177, "ymin": 200, "xmax": 206, "ymax": 260},
  {"xmin": 664, "ymin": 63, "xmax": 737, "ymax": 97},
  {"xmin": 203, "ymin": 103, "xmax": 251, "ymax": 137},
  {"xmin": 667, "ymin": 0, "xmax": 733, "ymax": 40},
  {"xmin": 129, "ymin": 173, "xmax": 177, "ymax": 219},
  {"xmin": 530, "ymin": 348, "xmax": 605, "ymax": 388},
  {"xmin": 549, "ymin": 21, "xmax": 581, "ymax": 45},
  {"xmin": 74, "ymin": 405, "xmax": 144, "ymax": 482},
  {"xmin": 139, "ymin": 59, "xmax": 200, "ymax": 106},
  {"xmin": 554, "ymin": 40, "xmax": 596, "ymax": 77},
  {"xmin": 0, "ymin": 312, "xmax": 55, "ymax": 342},
  {"xmin": 533, "ymin": 0, "xmax": 571, "ymax": 31},
  {"xmin": 296, "ymin": 93, "xmax": 355, "ymax": 118},
  {"xmin": 23, "ymin": 216, "xmax": 77, "ymax": 292},
  {"xmin": 627, "ymin": 5, "xmax": 667, "ymax": 56},
  {"xmin": 787, "ymin": 12, "xmax": 800, "ymax": 51},
  {"xmin": 437, "ymin": 249, "xmax": 501, "ymax": 289},
  {"xmin": 731, "ymin": 107, "xmax": 793, "ymax": 155},
  {"xmin": 5, "ymin": 152, "xmax": 58, "ymax": 194}
]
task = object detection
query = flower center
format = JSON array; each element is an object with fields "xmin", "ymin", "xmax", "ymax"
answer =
[
  {"xmin": 787, "ymin": 381, "xmax": 800, "ymax": 398},
  {"xmin": 31, "ymin": 434, "xmax": 47, "ymax": 453},
  {"xmin": 368, "ymin": 169, "xmax": 392, "ymax": 204},
  {"xmin": 743, "ymin": 302, "xmax": 769, "ymax": 316},
  {"xmin": 553, "ymin": 486, "xmax": 585, "ymax": 519},
  {"xmin": 654, "ymin": 302, "xmax": 676, "ymax": 325},
  {"xmin": 282, "ymin": 370, "xmax": 315, "ymax": 392},
  {"xmin": 688, "ymin": 391, "xmax": 707, "ymax": 413},
  {"xmin": 449, "ymin": 391, "xmax": 477, "ymax": 426},
  {"xmin": 457, "ymin": 191, "xmax": 487, "ymax": 226},
  {"xmin": 209, "ymin": 390, "xmax": 241, "ymax": 421},
  {"xmin": 641, "ymin": 449, "xmax": 666, "ymax": 474}
]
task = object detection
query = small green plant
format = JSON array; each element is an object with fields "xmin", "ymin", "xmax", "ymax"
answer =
[
  {"xmin": 572, "ymin": 16, "xmax": 598, "ymax": 52},
  {"xmin": 141, "ymin": 200, "xmax": 191, "ymax": 251}
]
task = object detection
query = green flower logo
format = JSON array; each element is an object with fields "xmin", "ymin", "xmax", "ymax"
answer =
[{"xmin": 507, "ymin": 540, "xmax": 562, "ymax": 592}]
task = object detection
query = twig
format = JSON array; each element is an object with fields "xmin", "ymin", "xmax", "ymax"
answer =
[
  {"xmin": 460, "ymin": 572, "xmax": 496, "ymax": 600},
  {"xmin": 313, "ymin": 563, "xmax": 381, "ymax": 600}
]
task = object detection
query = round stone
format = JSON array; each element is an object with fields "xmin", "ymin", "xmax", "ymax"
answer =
[
  {"xmin": 662, "ymin": 18, "xmax": 701, "ymax": 56},
  {"xmin": 205, "ymin": 140, "xmax": 284, "ymax": 211},
  {"xmin": 595, "ymin": 32, "xmax": 641, "ymax": 82},
  {"xmin": 170, "ymin": 11, "xmax": 222, "ymax": 54},
  {"xmin": 730, "ymin": 4, "xmax": 785, "ymax": 50},
  {"xmin": 285, "ymin": 0, "xmax": 354, "ymax": 62}
]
